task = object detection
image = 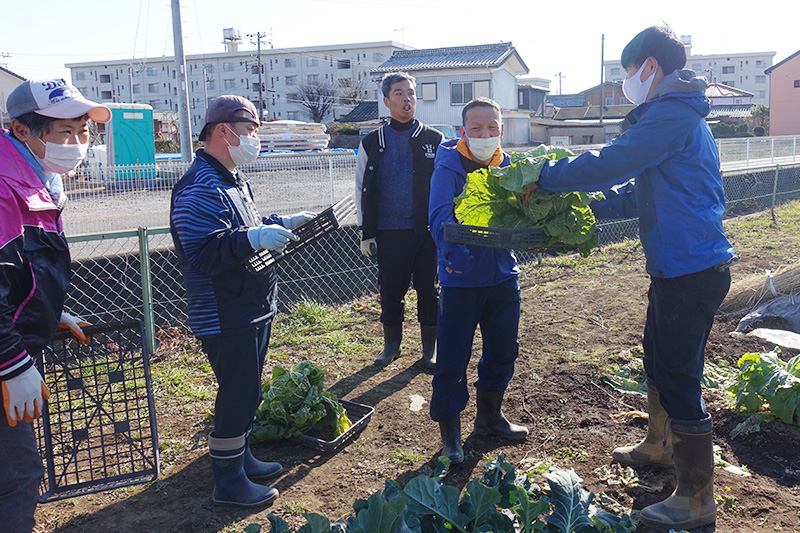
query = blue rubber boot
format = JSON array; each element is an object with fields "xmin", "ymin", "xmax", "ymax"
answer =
[
  {"xmin": 244, "ymin": 430, "xmax": 283, "ymax": 480},
  {"xmin": 209, "ymin": 433, "xmax": 279, "ymax": 507},
  {"xmin": 439, "ymin": 416, "xmax": 464, "ymax": 465}
]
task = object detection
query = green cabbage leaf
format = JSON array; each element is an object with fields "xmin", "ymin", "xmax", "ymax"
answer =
[
  {"xmin": 454, "ymin": 146, "xmax": 603, "ymax": 257},
  {"xmin": 252, "ymin": 360, "xmax": 351, "ymax": 442}
]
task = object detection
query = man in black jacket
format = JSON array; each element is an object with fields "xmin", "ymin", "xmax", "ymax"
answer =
[{"xmin": 355, "ymin": 72, "xmax": 444, "ymax": 369}]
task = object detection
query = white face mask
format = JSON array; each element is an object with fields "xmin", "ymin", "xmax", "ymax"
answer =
[
  {"xmin": 466, "ymin": 135, "xmax": 501, "ymax": 162},
  {"xmin": 623, "ymin": 60, "xmax": 656, "ymax": 105},
  {"xmin": 224, "ymin": 124, "xmax": 261, "ymax": 166},
  {"xmin": 30, "ymin": 137, "xmax": 88, "ymax": 174}
]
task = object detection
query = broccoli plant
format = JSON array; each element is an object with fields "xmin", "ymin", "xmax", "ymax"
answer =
[{"xmin": 266, "ymin": 455, "xmax": 636, "ymax": 532}]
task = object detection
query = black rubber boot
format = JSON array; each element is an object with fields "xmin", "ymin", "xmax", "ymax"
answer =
[
  {"xmin": 473, "ymin": 388, "xmax": 529, "ymax": 439},
  {"xmin": 612, "ymin": 383, "xmax": 673, "ymax": 466},
  {"xmin": 639, "ymin": 416, "xmax": 716, "ymax": 530},
  {"xmin": 374, "ymin": 324, "xmax": 402, "ymax": 366},
  {"xmin": 438, "ymin": 416, "xmax": 464, "ymax": 465},
  {"xmin": 421, "ymin": 325, "xmax": 437, "ymax": 370},
  {"xmin": 244, "ymin": 429, "xmax": 283, "ymax": 480},
  {"xmin": 209, "ymin": 433, "xmax": 279, "ymax": 507}
]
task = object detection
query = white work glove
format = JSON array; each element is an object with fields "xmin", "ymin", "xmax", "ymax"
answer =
[
  {"xmin": 57, "ymin": 311, "xmax": 91, "ymax": 344},
  {"xmin": 247, "ymin": 224, "xmax": 299, "ymax": 253},
  {"xmin": 280, "ymin": 211, "xmax": 316, "ymax": 231},
  {"xmin": 360, "ymin": 238, "xmax": 377, "ymax": 261},
  {"xmin": 2, "ymin": 365, "xmax": 51, "ymax": 426}
]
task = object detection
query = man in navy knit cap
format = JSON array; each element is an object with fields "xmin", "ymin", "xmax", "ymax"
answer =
[{"xmin": 355, "ymin": 72, "xmax": 444, "ymax": 369}]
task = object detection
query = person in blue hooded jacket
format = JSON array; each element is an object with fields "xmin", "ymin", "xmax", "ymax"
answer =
[
  {"xmin": 526, "ymin": 26, "xmax": 736, "ymax": 531},
  {"xmin": 428, "ymin": 97, "xmax": 529, "ymax": 466}
]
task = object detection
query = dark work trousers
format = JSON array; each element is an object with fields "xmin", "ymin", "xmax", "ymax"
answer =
[
  {"xmin": 643, "ymin": 266, "xmax": 731, "ymax": 421},
  {"xmin": 376, "ymin": 229, "xmax": 439, "ymax": 327},
  {"xmin": 0, "ymin": 404, "xmax": 43, "ymax": 533},
  {"xmin": 430, "ymin": 277, "xmax": 521, "ymax": 422},
  {"xmin": 201, "ymin": 322, "xmax": 271, "ymax": 438}
]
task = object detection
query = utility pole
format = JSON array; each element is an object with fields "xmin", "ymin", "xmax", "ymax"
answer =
[
  {"xmin": 171, "ymin": 0, "xmax": 193, "ymax": 162},
  {"xmin": 202, "ymin": 64, "xmax": 210, "ymax": 112},
  {"xmin": 599, "ymin": 34, "xmax": 605, "ymax": 123},
  {"xmin": 128, "ymin": 64, "xmax": 134, "ymax": 103},
  {"xmin": 247, "ymin": 31, "xmax": 271, "ymax": 120},
  {"xmin": 555, "ymin": 72, "xmax": 565, "ymax": 95}
]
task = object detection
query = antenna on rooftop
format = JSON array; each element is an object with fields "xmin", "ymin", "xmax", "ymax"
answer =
[{"xmin": 393, "ymin": 27, "xmax": 408, "ymax": 45}]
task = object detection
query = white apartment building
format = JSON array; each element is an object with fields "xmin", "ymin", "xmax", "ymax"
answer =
[
  {"xmin": 66, "ymin": 31, "xmax": 409, "ymax": 132},
  {"xmin": 602, "ymin": 36, "xmax": 774, "ymax": 106}
]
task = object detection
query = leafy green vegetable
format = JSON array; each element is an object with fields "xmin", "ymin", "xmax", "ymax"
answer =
[
  {"xmin": 728, "ymin": 349, "xmax": 800, "ymax": 425},
  {"xmin": 454, "ymin": 146, "xmax": 603, "ymax": 257},
  {"xmin": 542, "ymin": 468, "xmax": 595, "ymax": 532},
  {"xmin": 266, "ymin": 455, "xmax": 636, "ymax": 532},
  {"xmin": 251, "ymin": 360, "xmax": 351, "ymax": 442}
]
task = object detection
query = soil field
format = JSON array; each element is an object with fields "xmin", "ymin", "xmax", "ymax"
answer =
[{"xmin": 34, "ymin": 201, "xmax": 800, "ymax": 533}]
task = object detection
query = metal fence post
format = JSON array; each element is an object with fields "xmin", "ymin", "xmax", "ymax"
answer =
[
  {"xmin": 771, "ymin": 165, "xmax": 780, "ymax": 224},
  {"xmin": 771, "ymin": 137, "xmax": 775, "ymax": 165},
  {"xmin": 329, "ymin": 158, "xmax": 335, "ymax": 205},
  {"xmin": 138, "ymin": 227, "xmax": 156, "ymax": 354},
  {"xmin": 746, "ymin": 138, "xmax": 750, "ymax": 167}
]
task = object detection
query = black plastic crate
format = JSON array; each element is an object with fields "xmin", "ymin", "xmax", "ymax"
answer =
[
  {"xmin": 298, "ymin": 400, "xmax": 374, "ymax": 453},
  {"xmin": 35, "ymin": 319, "xmax": 159, "ymax": 503},
  {"xmin": 244, "ymin": 195, "xmax": 357, "ymax": 274},
  {"xmin": 443, "ymin": 222, "xmax": 576, "ymax": 252}
]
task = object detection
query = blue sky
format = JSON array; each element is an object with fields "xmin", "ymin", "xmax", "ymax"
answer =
[{"xmin": 3, "ymin": 0, "xmax": 797, "ymax": 95}]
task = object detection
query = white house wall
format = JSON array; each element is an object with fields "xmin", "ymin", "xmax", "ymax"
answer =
[
  {"xmin": 491, "ymin": 66, "xmax": 519, "ymax": 110},
  {"xmin": 0, "ymin": 71, "xmax": 25, "ymax": 126}
]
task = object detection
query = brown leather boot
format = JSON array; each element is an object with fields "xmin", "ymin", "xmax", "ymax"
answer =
[
  {"xmin": 374, "ymin": 324, "xmax": 402, "ymax": 366},
  {"xmin": 421, "ymin": 325, "xmax": 437, "ymax": 370},
  {"xmin": 612, "ymin": 384, "xmax": 673, "ymax": 466},
  {"xmin": 473, "ymin": 388, "xmax": 528, "ymax": 439},
  {"xmin": 639, "ymin": 416, "xmax": 716, "ymax": 530},
  {"xmin": 438, "ymin": 416, "xmax": 463, "ymax": 464}
]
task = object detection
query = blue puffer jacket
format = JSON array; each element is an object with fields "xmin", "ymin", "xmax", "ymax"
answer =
[
  {"xmin": 429, "ymin": 139, "xmax": 519, "ymax": 288},
  {"xmin": 538, "ymin": 69, "xmax": 735, "ymax": 278}
]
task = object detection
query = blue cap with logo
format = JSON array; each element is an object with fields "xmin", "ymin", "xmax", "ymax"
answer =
[{"xmin": 7, "ymin": 78, "xmax": 111, "ymax": 123}]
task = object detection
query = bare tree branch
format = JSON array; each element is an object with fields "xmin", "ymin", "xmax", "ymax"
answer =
[
  {"xmin": 337, "ymin": 77, "xmax": 369, "ymax": 107},
  {"xmin": 289, "ymin": 82, "xmax": 337, "ymax": 123}
]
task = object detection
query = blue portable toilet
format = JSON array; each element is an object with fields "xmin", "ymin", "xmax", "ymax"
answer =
[{"xmin": 105, "ymin": 103, "xmax": 156, "ymax": 180}]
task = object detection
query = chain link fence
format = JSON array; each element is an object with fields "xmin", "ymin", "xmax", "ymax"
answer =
[
  {"xmin": 64, "ymin": 151, "xmax": 357, "ymax": 237},
  {"xmin": 61, "ymin": 145, "xmax": 800, "ymax": 350}
]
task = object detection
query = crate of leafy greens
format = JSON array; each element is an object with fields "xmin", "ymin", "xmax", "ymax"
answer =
[
  {"xmin": 299, "ymin": 400, "xmax": 373, "ymax": 453},
  {"xmin": 448, "ymin": 145, "xmax": 604, "ymax": 257},
  {"xmin": 251, "ymin": 360, "xmax": 373, "ymax": 453}
]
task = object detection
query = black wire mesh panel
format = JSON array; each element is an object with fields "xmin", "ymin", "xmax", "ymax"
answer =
[
  {"xmin": 35, "ymin": 319, "xmax": 159, "ymax": 503},
  {"xmin": 298, "ymin": 400, "xmax": 374, "ymax": 453},
  {"xmin": 244, "ymin": 195, "xmax": 357, "ymax": 274},
  {"xmin": 443, "ymin": 223, "xmax": 577, "ymax": 253}
]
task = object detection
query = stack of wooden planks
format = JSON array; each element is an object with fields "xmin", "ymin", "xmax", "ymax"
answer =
[{"xmin": 258, "ymin": 120, "xmax": 330, "ymax": 151}]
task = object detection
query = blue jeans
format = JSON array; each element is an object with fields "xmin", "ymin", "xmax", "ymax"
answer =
[
  {"xmin": 0, "ymin": 402, "xmax": 44, "ymax": 533},
  {"xmin": 201, "ymin": 323, "xmax": 271, "ymax": 438},
  {"xmin": 430, "ymin": 277, "xmax": 520, "ymax": 422},
  {"xmin": 643, "ymin": 267, "xmax": 731, "ymax": 420}
]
